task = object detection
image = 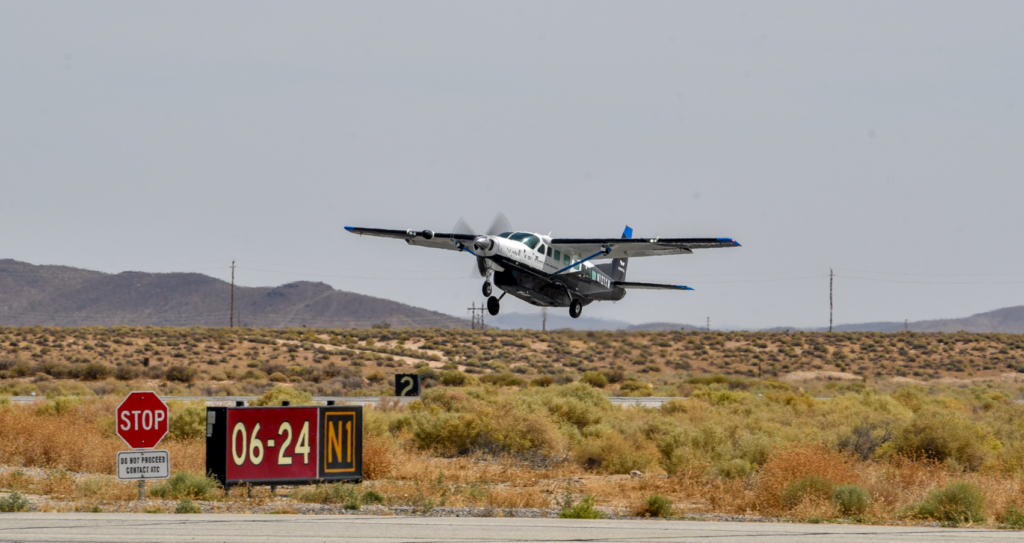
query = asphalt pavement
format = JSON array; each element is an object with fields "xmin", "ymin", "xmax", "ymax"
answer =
[{"xmin": 0, "ymin": 514, "xmax": 1015, "ymax": 543}]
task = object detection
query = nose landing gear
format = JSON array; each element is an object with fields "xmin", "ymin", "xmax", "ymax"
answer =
[{"xmin": 482, "ymin": 281, "xmax": 492, "ymax": 297}]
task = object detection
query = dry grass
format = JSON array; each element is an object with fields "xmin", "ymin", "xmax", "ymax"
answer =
[
  {"xmin": 0, "ymin": 400, "xmax": 204, "ymax": 475},
  {"xmin": 754, "ymin": 446, "xmax": 860, "ymax": 514}
]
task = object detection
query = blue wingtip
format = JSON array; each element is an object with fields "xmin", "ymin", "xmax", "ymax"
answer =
[
  {"xmin": 717, "ymin": 237, "xmax": 741, "ymax": 247},
  {"xmin": 678, "ymin": 285, "xmax": 694, "ymax": 291},
  {"xmin": 344, "ymin": 226, "xmax": 355, "ymax": 231}
]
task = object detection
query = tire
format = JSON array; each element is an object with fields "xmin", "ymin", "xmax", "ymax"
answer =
[
  {"xmin": 569, "ymin": 299, "xmax": 583, "ymax": 319},
  {"xmin": 487, "ymin": 296, "xmax": 500, "ymax": 316},
  {"xmin": 482, "ymin": 282, "xmax": 492, "ymax": 297}
]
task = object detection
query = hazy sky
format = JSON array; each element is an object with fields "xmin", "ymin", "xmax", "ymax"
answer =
[{"xmin": 2, "ymin": 2, "xmax": 1023, "ymax": 329}]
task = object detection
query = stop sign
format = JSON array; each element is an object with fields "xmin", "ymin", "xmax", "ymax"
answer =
[{"xmin": 116, "ymin": 391, "xmax": 169, "ymax": 449}]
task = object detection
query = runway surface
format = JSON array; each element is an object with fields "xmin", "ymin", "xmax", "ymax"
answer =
[{"xmin": 0, "ymin": 514, "xmax": 1014, "ymax": 543}]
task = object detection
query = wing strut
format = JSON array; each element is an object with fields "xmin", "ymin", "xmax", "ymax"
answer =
[{"xmin": 552, "ymin": 248, "xmax": 612, "ymax": 276}]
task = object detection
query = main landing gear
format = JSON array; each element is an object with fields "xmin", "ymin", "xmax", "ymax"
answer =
[
  {"xmin": 569, "ymin": 299, "xmax": 583, "ymax": 319},
  {"xmin": 487, "ymin": 295, "xmax": 500, "ymax": 316}
]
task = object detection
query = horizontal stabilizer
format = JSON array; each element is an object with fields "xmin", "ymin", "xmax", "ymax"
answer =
[{"xmin": 614, "ymin": 281, "xmax": 694, "ymax": 291}]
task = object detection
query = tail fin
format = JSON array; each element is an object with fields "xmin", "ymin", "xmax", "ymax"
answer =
[{"xmin": 610, "ymin": 226, "xmax": 631, "ymax": 282}]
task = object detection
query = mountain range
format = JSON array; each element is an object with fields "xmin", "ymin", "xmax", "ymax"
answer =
[
  {"xmin": 0, "ymin": 259, "xmax": 467, "ymax": 329},
  {"xmin": 2, "ymin": 259, "xmax": 1023, "ymax": 333}
]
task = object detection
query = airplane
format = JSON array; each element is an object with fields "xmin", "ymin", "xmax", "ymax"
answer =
[{"xmin": 344, "ymin": 221, "xmax": 740, "ymax": 319}]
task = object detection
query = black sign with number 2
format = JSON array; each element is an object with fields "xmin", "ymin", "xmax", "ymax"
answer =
[{"xmin": 394, "ymin": 374, "xmax": 421, "ymax": 397}]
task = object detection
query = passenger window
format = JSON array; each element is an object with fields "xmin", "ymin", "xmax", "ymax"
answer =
[
  {"xmin": 591, "ymin": 270, "xmax": 597, "ymax": 280},
  {"xmin": 563, "ymin": 255, "xmax": 570, "ymax": 265},
  {"xmin": 547, "ymin": 247, "xmax": 553, "ymax": 258},
  {"xmin": 554, "ymin": 250, "xmax": 560, "ymax": 261}
]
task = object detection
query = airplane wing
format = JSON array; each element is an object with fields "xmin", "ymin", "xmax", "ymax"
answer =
[
  {"xmin": 344, "ymin": 226, "xmax": 476, "ymax": 252},
  {"xmin": 550, "ymin": 237, "xmax": 740, "ymax": 260},
  {"xmin": 614, "ymin": 281, "xmax": 694, "ymax": 291}
]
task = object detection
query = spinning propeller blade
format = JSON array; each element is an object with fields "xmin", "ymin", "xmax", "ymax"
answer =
[{"xmin": 453, "ymin": 214, "xmax": 512, "ymax": 277}]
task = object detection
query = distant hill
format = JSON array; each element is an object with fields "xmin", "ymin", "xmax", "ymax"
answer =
[
  {"xmin": 794, "ymin": 306, "xmax": 1024, "ymax": 334},
  {"xmin": 0, "ymin": 259, "xmax": 469, "ymax": 329}
]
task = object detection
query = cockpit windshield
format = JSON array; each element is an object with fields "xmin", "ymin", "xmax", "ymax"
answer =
[
  {"xmin": 497, "ymin": 232, "xmax": 513, "ymax": 238},
  {"xmin": 508, "ymin": 232, "xmax": 540, "ymax": 249}
]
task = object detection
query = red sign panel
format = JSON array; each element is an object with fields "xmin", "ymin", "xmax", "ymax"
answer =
[
  {"xmin": 225, "ymin": 407, "xmax": 319, "ymax": 481},
  {"xmin": 116, "ymin": 392, "xmax": 169, "ymax": 449}
]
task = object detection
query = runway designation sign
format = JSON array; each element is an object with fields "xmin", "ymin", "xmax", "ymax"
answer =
[
  {"xmin": 205, "ymin": 405, "xmax": 363, "ymax": 487},
  {"xmin": 117, "ymin": 450, "xmax": 170, "ymax": 480}
]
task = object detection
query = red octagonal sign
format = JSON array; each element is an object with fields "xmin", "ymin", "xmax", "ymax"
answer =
[{"xmin": 116, "ymin": 391, "xmax": 169, "ymax": 449}]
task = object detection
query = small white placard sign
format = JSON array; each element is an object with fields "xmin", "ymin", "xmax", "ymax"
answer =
[{"xmin": 117, "ymin": 450, "xmax": 170, "ymax": 480}]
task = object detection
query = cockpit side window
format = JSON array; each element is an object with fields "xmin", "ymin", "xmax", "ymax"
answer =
[{"xmin": 538, "ymin": 244, "xmax": 546, "ymax": 254}]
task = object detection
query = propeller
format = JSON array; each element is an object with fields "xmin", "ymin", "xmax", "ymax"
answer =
[{"xmin": 451, "ymin": 214, "xmax": 513, "ymax": 277}]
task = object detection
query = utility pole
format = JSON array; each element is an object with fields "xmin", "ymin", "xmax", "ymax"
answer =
[
  {"xmin": 230, "ymin": 260, "xmax": 236, "ymax": 328},
  {"xmin": 829, "ymin": 268, "xmax": 834, "ymax": 333},
  {"xmin": 467, "ymin": 302, "xmax": 486, "ymax": 330},
  {"xmin": 905, "ymin": 319, "xmax": 908, "ymax": 332},
  {"xmin": 542, "ymin": 307, "xmax": 548, "ymax": 332},
  {"xmin": 706, "ymin": 317, "xmax": 710, "ymax": 332}
]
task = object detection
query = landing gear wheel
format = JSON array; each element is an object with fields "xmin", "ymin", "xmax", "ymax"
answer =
[
  {"xmin": 482, "ymin": 282, "xmax": 492, "ymax": 297},
  {"xmin": 487, "ymin": 296, "xmax": 500, "ymax": 316},
  {"xmin": 569, "ymin": 299, "xmax": 583, "ymax": 319}
]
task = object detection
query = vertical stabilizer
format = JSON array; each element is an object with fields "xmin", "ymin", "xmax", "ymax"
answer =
[{"xmin": 610, "ymin": 226, "xmax": 631, "ymax": 282}]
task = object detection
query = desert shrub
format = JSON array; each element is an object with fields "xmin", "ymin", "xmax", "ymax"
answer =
[
  {"xmin": 252, "ymin": 386, "xmax": 314, "ymax": 406},
  {"xmin": 781, "ymin": 476, "xmax": 834, "ymax": 509},
  {"xmin": 175, "ymin": 497, "xmax": 201, "ymax": 514},
  {"xmin": 479, "ymin": 373, "xmax": 526, "ymax": 387},
  {"xmin": 291, "ymin": 483, "xmax": 361, "ymax": 509},
  {"xmin": 0, "ymin": 490, "xmax": 29, "ymax": 512},
  {"xmin": 366, "ymin": 370, "xmax": 386, "ymax": 383},
  {"xmin": 580, "ymin": 371, "xmax": 609, "ymax": 388},
  {"xmin": 755, "ymin": 446, "xmax": 859, "ymax": 513},
  {"xmin": 906, "ymin": 481, "xmax": 986, "ymax": 525},
  {"xmin": 600, "ymin": 368, "xmax": 624, "ymax": 383},
  {"xmin": 439, "ymin": 370, "xmax": 478, "ymax": 387},
  {"xmin": 165, "ymin": 365, "xmax": 197, "ymax": 383},
  {"xmin": 618, "ymin": 379, "xmax": 652, "ymax": 396},
  {"xmin": 635, "ymin": 494, "xmax": 673, "ymax": 518},
  {"xmin": 168, "ymin": 404, "xmax": 206, "ymax": 441},
  {"xmin": 268, "ymin": 372, "xmax": 288, "ymax": 383},
  {"xmin": 889, "ymin": 410, "xmax": 996, "ymax": 471},
  {"xmin": 832, "ymin": 484, "xmax": 871, "ymax": 516},
  {"xmin": 576, "ymin": 431, "xmax": 658, "ymax": 474},
  {"xmin": 530, "ymin": 375, "xmax": 555, "ymax": 387},
  {"xmin": 362, "ymin": 435, "xmax": 395, "ymax": 480},
  {"xmin": 1001, "ymin": 507, "xmax": 1024, "ymax": 529},
  {"xmin": 149, "ymin": 471, "xmax": 220, "ymax": 500},
  {"xmin": 361, "ymin": 489, "xmax": 386, "ymax": 505},
  {"xmin": 114, "ymin": 365, "xmax": 139, "ymax": 381},
  {"xmin": 558, "ymin": 493, "xmax": 604, "ymax": 519},
  {"xmin": 717, "ymin": 458, "xmax": 754, "ymax": 479},
  {"xmin": 81, "ymin": 362, "xmax": 111, "ymax": 381}
]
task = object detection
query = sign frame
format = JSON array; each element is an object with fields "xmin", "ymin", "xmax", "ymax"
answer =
[
  {"xmin": 117, "ymin": 450, "xmax": 170, "ymax": 481},
  {"xmin": 206, "ymin": 405, "xmax": 363, "ymax": 488}
]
